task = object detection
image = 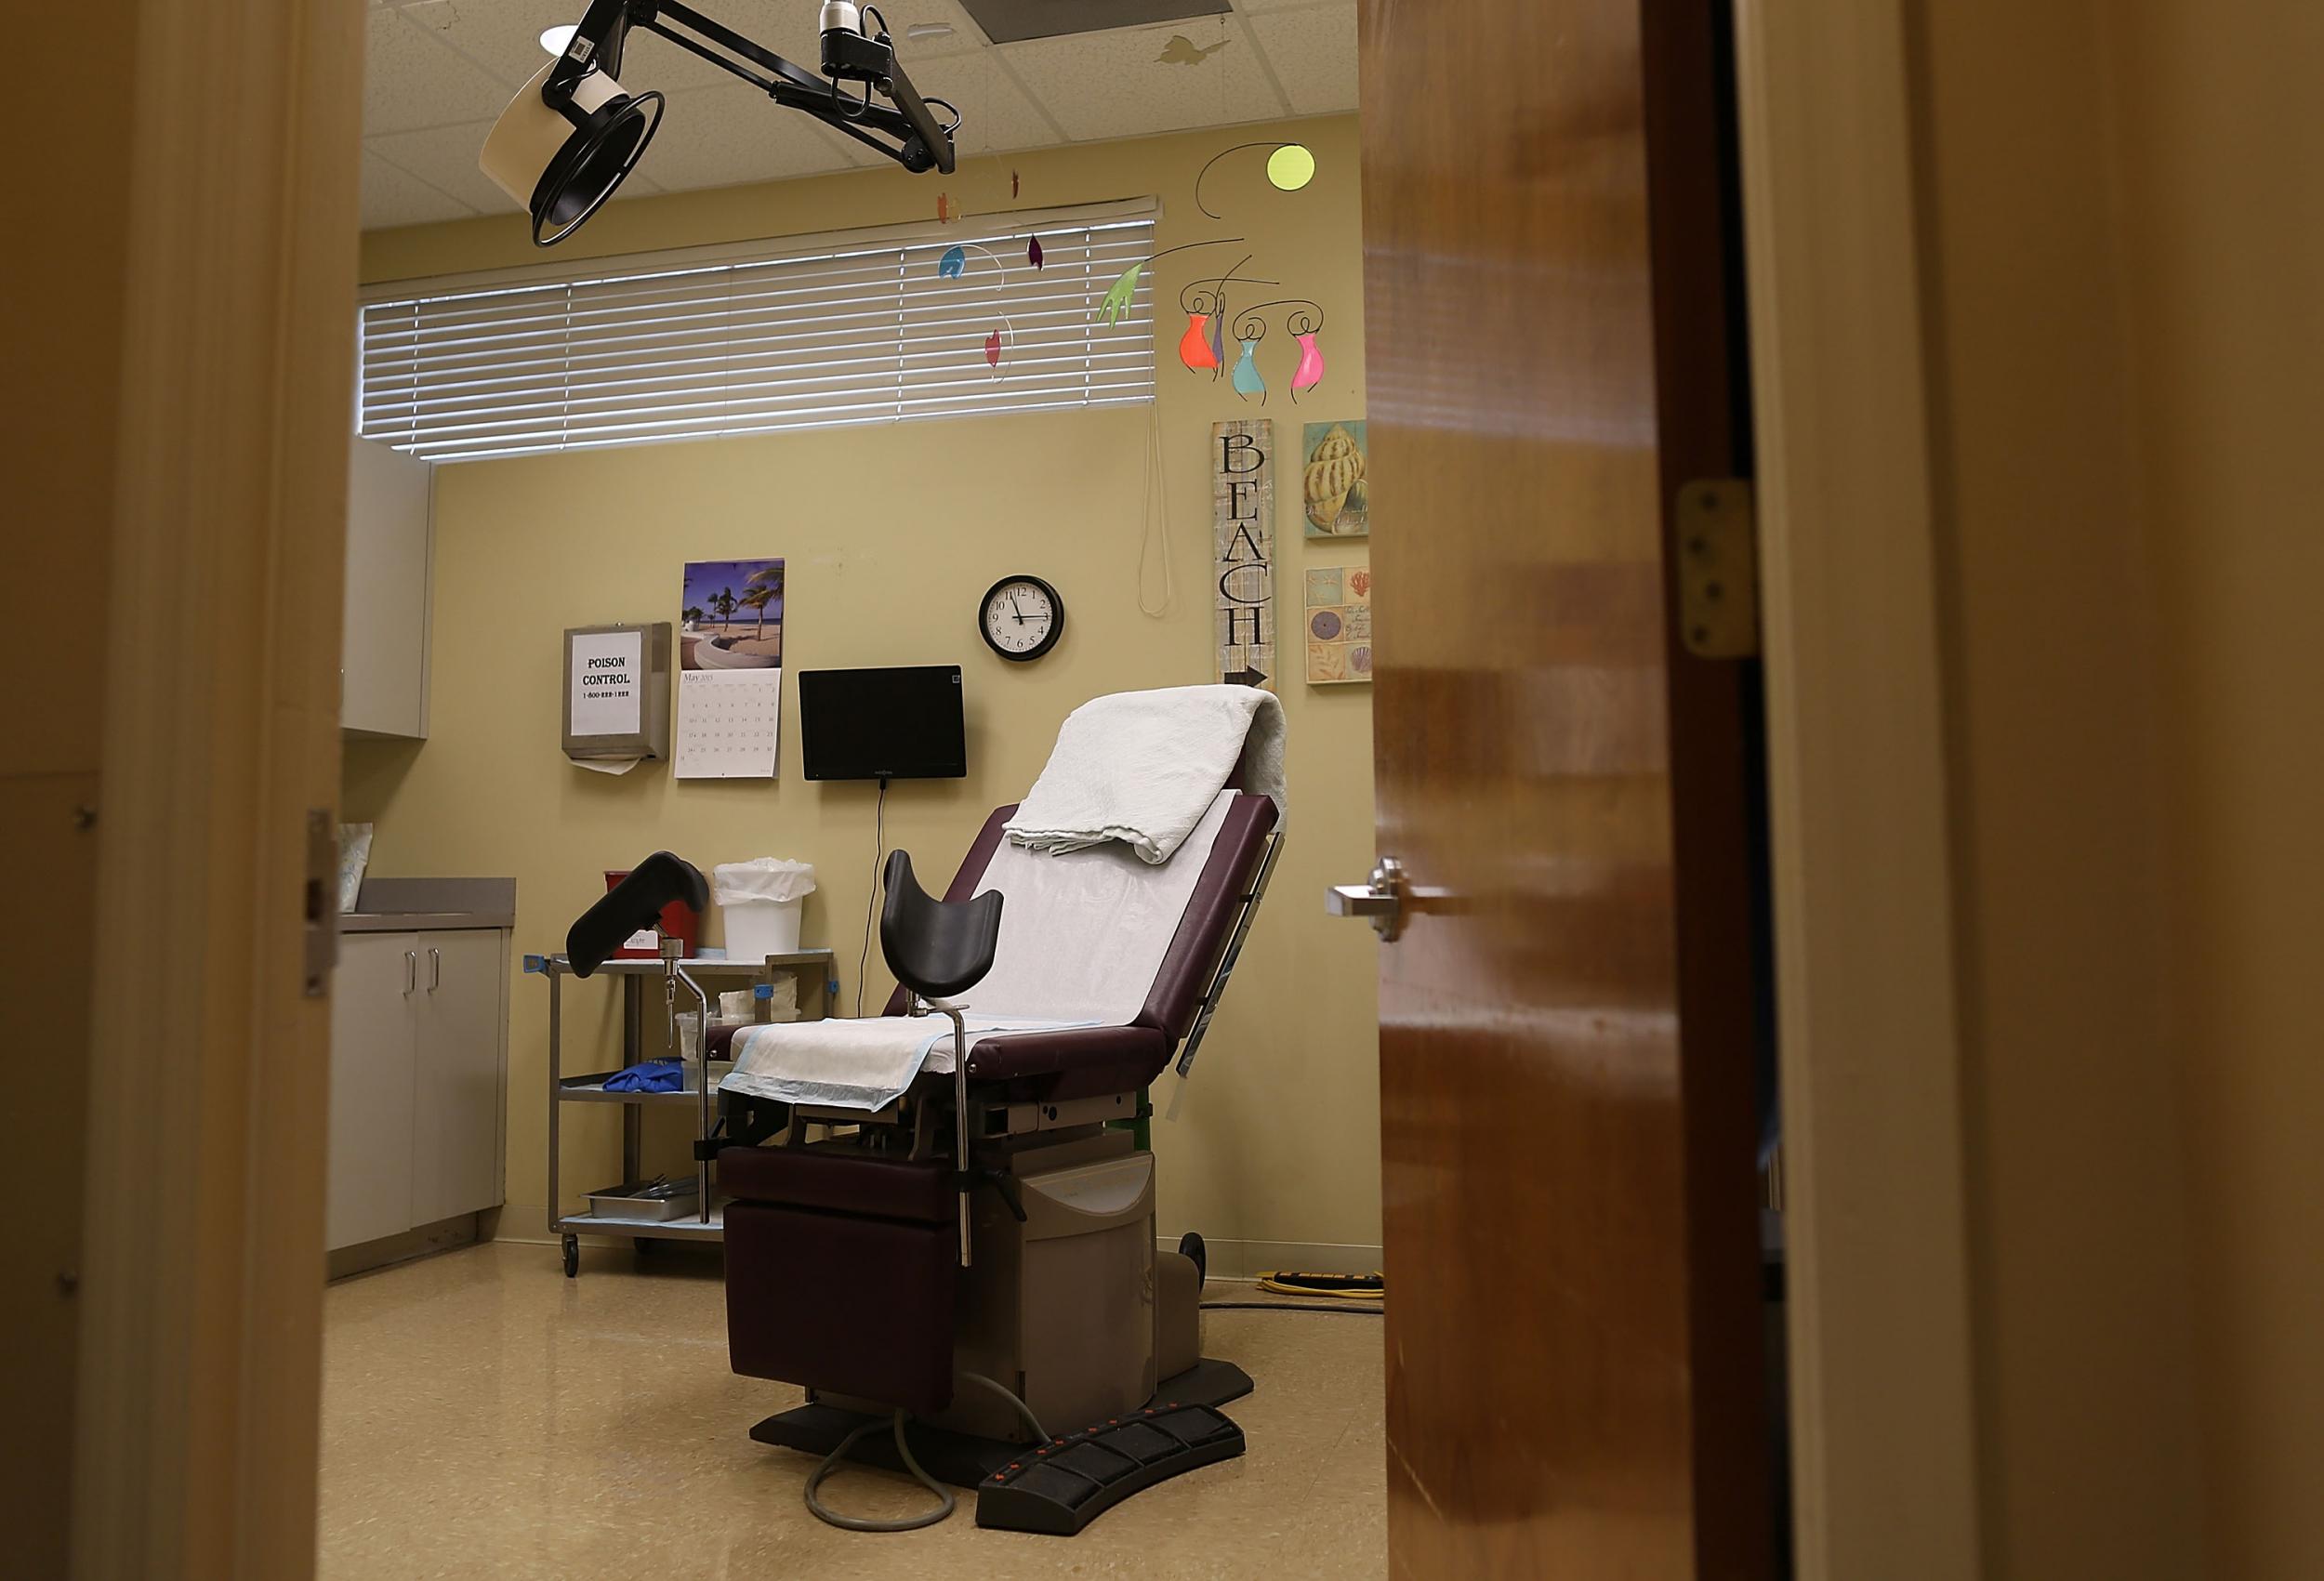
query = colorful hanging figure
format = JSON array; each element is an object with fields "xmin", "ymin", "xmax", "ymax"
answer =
[
  {"xmin": 1097, "ymin": 263, "xmax": 1144, "ymax": 325},
  {"xmin": 1232, "ymin": 338, "xmax": 1265, "ymax": 402},
  {"xmin": 1264, "ymin": 304, "xmax": 1339, "ymax": 402},
  {"xmin": 984, "ymin": 329, "xmax": 1003, "ymax": 369},
  {"xmin": 1292, "ymin": 330, "xmax": 1325, "ymax": 398},
  {"xmin": 1088, "ymin": 241, "xmax": 1250, "ymax": 331},
  {"xmin": 1230, "ymin": 308, "xmax": 1269, "ymax": 402},
  {"xmin": 1179, "ymin": 311, "xmax": 1219, "ymax": 372},
  {"xmin": 1027, "ymin": 235, "xmax": 1044, "ymax": 269},
  {"xmin": 1208, "ymin": 311, "xmax": 1227, "ymax": 377},
  {"xmin": 938, "ymin": 244, "xmax": 966, "ymax": 279},
  {"xmin": 1235, "ymin": 300, "xmax": 1325, "ymax": 400}
]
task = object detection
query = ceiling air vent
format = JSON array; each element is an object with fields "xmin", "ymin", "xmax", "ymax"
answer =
[{"xmin": 957, "ymin": 0, "xmax": 1232, "ymax": 46}]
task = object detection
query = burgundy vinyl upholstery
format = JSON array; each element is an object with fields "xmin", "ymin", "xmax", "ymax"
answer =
[
  {"xmin": 724, "ymin": 1199, "xmax": 958, "ymax": 1413},
  {"xmin": 720, "ymin": 1141, "xmax": 954, "ymax": 1222}
]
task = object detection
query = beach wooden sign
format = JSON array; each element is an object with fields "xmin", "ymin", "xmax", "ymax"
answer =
[{"xmin": 1212, "ymin": 419, "xmax": 1275, "ymax": 692}]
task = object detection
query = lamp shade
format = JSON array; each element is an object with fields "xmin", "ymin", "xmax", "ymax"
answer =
[{"xmin": 482, "ymin": 59, "xmax": 665, "ymax": 246}]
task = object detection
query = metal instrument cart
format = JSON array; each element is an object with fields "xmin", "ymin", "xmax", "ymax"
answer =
[{"xmin": 525, "ymin": 948, "xmax": 836, "ymax": 1276}]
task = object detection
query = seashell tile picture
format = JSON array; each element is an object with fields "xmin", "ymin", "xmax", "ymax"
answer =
[{"xmin": 1301, "ymin": 420, "xmax": 1369, "ymax": 537}]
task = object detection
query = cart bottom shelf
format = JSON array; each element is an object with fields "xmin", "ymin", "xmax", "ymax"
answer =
[{"xmin": 556, "ymin": 1206, "xmax": 727, "ymax": 1240}]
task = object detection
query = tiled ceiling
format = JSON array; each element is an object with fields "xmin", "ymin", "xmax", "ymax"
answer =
[{"xmin": 359, "ymin": 0, "xmax": 1356, "ymax": 231}]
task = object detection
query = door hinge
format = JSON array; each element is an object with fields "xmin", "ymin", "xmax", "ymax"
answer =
[
  {"xmin": 304, "ymin": 809, "xmax": 337, "ymax": 997},
  {"xmin": 1677, "ymin": 479, "xmax": 1760, "ymax": 659}
]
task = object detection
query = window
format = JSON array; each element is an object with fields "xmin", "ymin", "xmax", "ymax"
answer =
[{"xmin": 356, "ymin": 199, "xmax": 1157, "ymax": 462}]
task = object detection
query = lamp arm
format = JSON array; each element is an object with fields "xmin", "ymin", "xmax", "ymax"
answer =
[
  {"xmin": 544, "ymin": 0, "xmax": 640, "ymax": 102},
  {"xmin": 574, "ymin": 0, "xmax": 957, "ymax": 177}
]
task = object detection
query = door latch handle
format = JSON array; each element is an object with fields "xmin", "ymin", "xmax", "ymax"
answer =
[
  {"xmin": 429, "ymin": 946, "xmax": 442, "ymax": 991},
  {"xmin": 403, "ymin": 950, "xmax": 417, "ymax": 995},
  {"xmin": 1327, "ymin": 856, "xmax": 1407, "ymax": 942}
]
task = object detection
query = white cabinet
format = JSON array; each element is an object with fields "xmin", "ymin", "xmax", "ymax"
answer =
[
  {"xmin": 411, "ymin": 929, "xmax": 508, "ymax": 1225},
  {"xmin": 340, "ymin": 436, "xmax": 432, "ymax": 739},
  {"xmin": 325, "ymin": 933, "xmax": 419, "ymax": 1249},
  {"xmin": 327, "ymin": 927, "xmax": 508, "ymax": 1252}
]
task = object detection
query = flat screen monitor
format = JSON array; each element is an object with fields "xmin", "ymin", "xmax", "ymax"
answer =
[{"xmin": 798, "ymin": 665, "xmax": 967, "ymax": 781}]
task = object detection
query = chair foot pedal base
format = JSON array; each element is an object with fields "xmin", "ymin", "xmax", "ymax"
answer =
[
  {"xmin": 974, "ymin": 1402, "xmax": 1245, "ymax": 1535},
  {"xmin": 746, "ymin": 1359, "xmax": 1253, "ymax": 1495}
]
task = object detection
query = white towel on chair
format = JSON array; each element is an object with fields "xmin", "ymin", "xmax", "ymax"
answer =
[
  {"xmin": 720, "ymin": 1014, "xmax": 1089, "ymax": 1112},
  {"xmin": 1004, "ymin": 685, "xmax": 1286, "ymax": 863}
]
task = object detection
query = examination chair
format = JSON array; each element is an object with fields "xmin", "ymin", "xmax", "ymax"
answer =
[{"xmin": 715, "ymin": 787, "xmax": 1281, "ymax": 1533}]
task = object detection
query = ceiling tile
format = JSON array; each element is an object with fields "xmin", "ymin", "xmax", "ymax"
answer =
[
  {"xmin": 905, "ymin": 52, "xmax": 1063, "ymax": 158},
  {"xmin": 365, "ymin": 6, "xmax": 525, "ymax": 136},
  {"xmin": 961, "ymin": 0, "xmax": 1228, "ymax": 45},
  {"xmin": 642, "ymin": 81, "xmax": 869, "ymax": 192},
  {"xmin": 361, "ymin": 149, "xmax": 476, "ymax": 230},
  {"xmin": 367, "ymin": 121, "xmax": 522, "ymax": 217},
  {"xmin": 406, "ymin": 0, "xmax": 740, "ymax": 92},
  {"xmin": 999, "ymin": 19, "xmax": 1286, "ymax": 141},
  {"xmin": 1244, "ymin": 5, "xmax": 1355, "ymax": 114},
  {"xmin": 655, "ymin": 0, "xmax": 992, "ymax": 72},
  {"xmin": 863, "ymin": 1, "xmax": 994, "ymax": 59}
]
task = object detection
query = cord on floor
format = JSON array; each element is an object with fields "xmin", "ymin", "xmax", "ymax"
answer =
[
  {"xmin": 805, "ymin": 1410, "xmax": 954, "ymax": 1533},
  {"xmin": 803, "ymin": 1372, "xmax": 1053, "ymax": 1533}
]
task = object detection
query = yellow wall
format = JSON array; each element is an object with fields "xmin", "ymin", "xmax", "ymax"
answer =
[{"xmin": 349, "ymin": 116, "xmax": 1381, "ymax": 1264}]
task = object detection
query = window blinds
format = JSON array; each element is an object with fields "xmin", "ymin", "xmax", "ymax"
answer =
[{"xmin": 356, "ymin": 199, "xmax": 1157, "ymax": 462}]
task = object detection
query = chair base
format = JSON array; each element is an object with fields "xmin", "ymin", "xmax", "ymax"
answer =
[{"xmin": 747, "ymin": 1357, "xmax": 1254, "ymax": 1490}]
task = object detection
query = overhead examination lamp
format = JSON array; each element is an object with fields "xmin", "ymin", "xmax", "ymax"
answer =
[{"xmin": 482, "ymin": 1, "xmax": 958, "ymax": 246}]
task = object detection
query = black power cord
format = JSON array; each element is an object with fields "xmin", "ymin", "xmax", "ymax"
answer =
[{"xmin": 854, "ymin": 774, "xmax": 888, "ymax": 1016}]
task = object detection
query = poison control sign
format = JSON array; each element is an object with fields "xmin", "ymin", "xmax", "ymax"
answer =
[{"xmin": 569, "ymin": 628, "xmax": 644, "ymax": 736}]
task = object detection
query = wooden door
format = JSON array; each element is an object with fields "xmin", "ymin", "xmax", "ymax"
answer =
[
  {"xmin": 1359, "ymin": 1, "xmax": 1773, "ymax": 1575},
  {"xmin": 327, "ymin": 933, "xmax": 420, "ymax": 1250},
  {"xmin": 411, "ymin": 929, "xmax": 509, "ymax": 1224}
]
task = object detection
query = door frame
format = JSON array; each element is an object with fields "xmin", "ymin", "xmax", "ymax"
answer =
[
  {"xmin": 58, "ymin": 0, "xmax": 1977, "ymax": 1573},
  {"xmin": 1730, "ymin": 4, "xmax": 1983, "ymax": 1577},
  {"xmin": 69, "ymin": 0, "xmax": 362, "ymax": 1574}
]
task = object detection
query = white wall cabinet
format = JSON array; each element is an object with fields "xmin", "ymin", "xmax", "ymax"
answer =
[
  {"xmin": 340, "ymin": 436, "xmax": 432, "ymax": 739},
  {"xmin": 326, "ymin": 927, "xmax": 508, "ymax": 1252}
]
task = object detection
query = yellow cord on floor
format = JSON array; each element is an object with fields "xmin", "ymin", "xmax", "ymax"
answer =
[{"xmin": 1256, "ymin": 1271, "xmax": 1385, "ymax": 1300}]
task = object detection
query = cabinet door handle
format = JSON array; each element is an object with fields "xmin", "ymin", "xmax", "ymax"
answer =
[
  {"xmin": 429, "ymin": 946, "xmax": 442, "ymax": 992},
  {"xmin": 403, "ymin": 950, "xmax": 416, "ymax": 995}
]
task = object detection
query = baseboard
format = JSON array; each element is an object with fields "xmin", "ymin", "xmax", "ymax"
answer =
[
  {"xmin": 325, "ymin": 1211, "xmax": 486, "ymax": 1281},
  {"xmin": 1157, "ymin": 1234, "xmax": 1383, "ymax": 1282},
  {"xmin": 496, "ymin": 1202, "xmax": 557, "ymax": 1245}
]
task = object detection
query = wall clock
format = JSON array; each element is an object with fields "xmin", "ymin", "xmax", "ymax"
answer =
[{"xmin": 979, "ymin": 574, "xmax": 1063, "ymax": 662}]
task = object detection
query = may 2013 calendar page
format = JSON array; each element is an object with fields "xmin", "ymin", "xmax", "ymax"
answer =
[{"xmin": 673, "ymin": 668, "xmax": 781, "ymax": 779}]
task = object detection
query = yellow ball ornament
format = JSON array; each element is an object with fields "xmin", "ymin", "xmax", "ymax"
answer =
[{"xmin": 1266, "ymin": 143, "xmax": 1316, "ymax": 192}]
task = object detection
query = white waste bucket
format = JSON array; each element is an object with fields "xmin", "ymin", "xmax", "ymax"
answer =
[{"xmin": 713, "ymin": 858, "xmax": 816, "ymax": 962}]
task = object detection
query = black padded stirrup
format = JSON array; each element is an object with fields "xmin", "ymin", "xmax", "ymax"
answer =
[
  {"xmin": 878, "ymin": 850, "xmax": 1003, "ymax": 1002},
  {"xmin": 566, "ymin": 850, "xmax": 707, "ymax": 977}
]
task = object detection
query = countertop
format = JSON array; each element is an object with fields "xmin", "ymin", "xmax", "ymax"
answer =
[{"xmin": 342, "ymin": 876, "xmax": 515, "ymax": 933}]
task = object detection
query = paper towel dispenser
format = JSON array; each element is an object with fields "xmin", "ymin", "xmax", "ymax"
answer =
[{"xmin": 563, "ymin": 622, "xmax": 671, "ymax": 763}]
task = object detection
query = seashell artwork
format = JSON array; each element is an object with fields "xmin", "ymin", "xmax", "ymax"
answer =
[{"xmin": 1301, "ymin": 420, "xmax": 1369, "ymax": 537}]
